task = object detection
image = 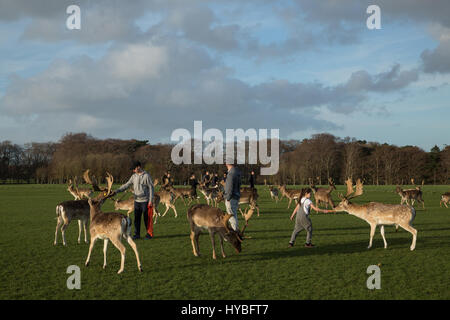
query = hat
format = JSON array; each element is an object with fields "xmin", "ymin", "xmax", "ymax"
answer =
[{"xmin": 131, "ymin": 160, "xmax": 142, "ymax": 169}]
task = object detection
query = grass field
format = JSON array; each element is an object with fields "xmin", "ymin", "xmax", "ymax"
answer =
[{"xmin": 1, "ymin": 183, "xmax": 449, "ymax": 300}]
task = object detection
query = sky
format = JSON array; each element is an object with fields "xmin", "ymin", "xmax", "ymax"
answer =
[{"xmin": 0, "ymin": 0, "xmax": 449, "ymax": 151}]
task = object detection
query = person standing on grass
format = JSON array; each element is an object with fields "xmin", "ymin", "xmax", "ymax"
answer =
[
  {"xmin": 288, "ymin": 188, "xmax": 332, "ymax": 248},
  {"xmin": 224, "ymin": 161, "xmax": 241, "ymax": 232},
  {"xmin": 249, "ymin": 170, "xmax": 256, "ymax": 189},
  {"xmin": 111, "ymin": 161, "xmax": 154, "ymax": 240}
]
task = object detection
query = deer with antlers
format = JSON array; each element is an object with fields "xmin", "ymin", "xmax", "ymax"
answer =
[
  {"xmin": 187, "ymin": 204, "xmax": 243, "ymax": 259},
  {"xmin": 238, "ymin": 189, "xmax": 259, "ymax": 217},
  {"xmin": 334, "ymin": 178, "xmax": 418, "ymax": 251},
  {"xmin": 310, "ymin": 177, "xmax": 336, "ymax": 211},
  {"xmin": 84, "ymin": 173, "xmax": 143, "ymax": 274},
  {"xmin": 67, "ymin": 178, "xmax": 93, "ymax": 200}
]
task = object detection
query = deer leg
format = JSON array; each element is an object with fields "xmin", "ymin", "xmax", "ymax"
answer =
[
  {"xmin": 380, "ymin": 225, "xmax": 387, "ymax": 249},
  {"xmin": 162, "ymin": 204, "xmax": 170, "ymax": 217},
  {"xmin": 103, "ymin": 239, "xmax": 108, "ymax": 269},
  {"xmin": 368, "ymin": 224, "xmax": 376, "ymax": 249},
  {"xmin": 77, "ymin": 220, "xmax": 82, "ymax": 244},
  {"xmin": 220, "ymin": 235, "xmax": 226, "ymax": 258},
  {"xmin": 61, "ymin": 222, "xmax": 69, "ymax": 246},
  {"xmin": 85, "ymin": 237, "xmax": 98, "ymax": 267},
  {"xmin": 209, "ymin": 230, "xmax": 217, "ymax": 260},
  {"xmin": 83, "ymin": 220, "xmax": 88, "ymax": 243},
  {"xmin": 109, "ymin": 237, "xmax": 126, "ymax": 274},
  {"xmin": 401, "ymin": 224, "xmax": 417, "ymax": 251},
  {"xmin": 171, "ymin": 204, "xmax": 178, "ymax": 218},
  {"xmin": 126, "ymin": 236, "xmax": 143, "ymax": 272},
  {"xmin": 190, "ymin": 231, "xmax": 198, "ymax": 256},
  {"xmin": 54, "ymin": 217, "xmax": 63, "ymax": 245},
  {"xmin": 287, "ymin": 198, "xmax": 292, "ymax": 209}
]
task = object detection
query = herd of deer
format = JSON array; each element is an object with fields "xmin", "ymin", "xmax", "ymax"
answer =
[{"xmin": 54, "ymin": 169, "xmax": 449, "ymax": 273}]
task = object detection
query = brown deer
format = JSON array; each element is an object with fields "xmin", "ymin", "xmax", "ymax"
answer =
[
  {"xmin": 238, "ymin": 189, "xmax": 259, "ymax": 217},
  {"xmin": 187, "ymin": 204, "xmax": 243, "ymax": 259},
  {"xmin": 156, "ymin": 190, "xmax": 178, "ymax": 218},
  {"xmin": 310, "ymin": 177, "xmax": 336, "ymax": 211},
  {"xmin": 54, "ymin": 199, "xmax": 90, "ymax": 246},
  {"xmin": 440, "ymin": 192, "xmax": 450, "ymax": 208},
  {"xmin": 85, "ymin": 173, "xmax": 143, "ymax": 274},
  {"xmin": 268, "ymin": 185, "xmax": 279, "ymax": 203},
  {"xmin": 395, "ymin": 186, "xmax": 425, "ymax": 209},
  {"xmin": 167, "ymin": 185, "xmax": 192, "ymax": 206},
  {"xmin": 277, "ymin": 185, "xmax": 302, "ymax": 209},
  {"xmin": 67, "ymin": 178, "xmax": 93, "ymax": 200},
  {"xmin": 334, "ymin": 178, "xmax": 418, "ymax": 251}
]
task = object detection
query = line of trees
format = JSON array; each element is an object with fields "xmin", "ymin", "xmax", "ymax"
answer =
[{"xmin": 0, "ymin": 133, "xmax": 449, "ymax": 185}]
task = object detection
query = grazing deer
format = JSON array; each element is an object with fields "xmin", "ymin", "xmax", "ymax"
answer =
[
  {"xmin": 334, "ymin": 178, "xmax": 417, "ymax": 251},
  {"xmin": 268, "ymin": 185, "xmax": 279, "ymax": 202},
  {"xmin": 85, "ymin": 173, "xmax": 142, "ymax": 274},
  {"xmin": 277, "ymin": 185, "xmax": 302, "ymax": 209},
  {"xmin": 310, "ymin": 177, "xmax": 336, "ymax": 211},
  {"xmin": 187, "ymin": 204, "xmax": 243, "ymax": 259},
  {"xmin": 54, "ymin": 199, "xmax": 90, "ymax": 246},
  {"xmin": 395, "ymin": 186, "xmax": 425, "ymax": 209},
  {"xmin": 440, "ymin": 192, "xmax": 450, "ymax": 208},
  {"xmin": 156, "ymin": 190, "xmax": 178, "ymax": 218},
  {"xmin": 198, "ymin": 183, "xmax": 220, "ymax": 206}
]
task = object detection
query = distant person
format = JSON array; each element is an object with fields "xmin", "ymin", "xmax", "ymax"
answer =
[
  {"xmin": 112, "ymin": 161, "xmax": 154, "ymax": 240},
  {"xmin": 189, "ymin": 173, "xmax": 199, "ymax": 199},
  {"xmin": 212, "ymin": 173, "xmax": 219, "ymax": 187},
  {"xmin": 249, "ymin": 170, "xmax": 256, "ymax": 189},
  {"xmin": 224, "ymin": 161, "xmax": 241, "ymax": 232},
  {"xmin": 203, "ymin": 171, "xmax": 211, "ymax": 187},
  {"xmin": 288, "ymin": 188, "xmax": 331, "ymax": 248}
]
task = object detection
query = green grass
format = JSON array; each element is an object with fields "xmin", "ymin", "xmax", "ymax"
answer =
[{"xmin": 0, "ymin": 184, "xmax": 449, "ymax": 300}]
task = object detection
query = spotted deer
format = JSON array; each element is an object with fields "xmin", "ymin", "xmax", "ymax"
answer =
[
  {"xmin": 310, "ymin": 177, "xmax": 336, "ymax": 210},
  {"xmin": 440, "ymin": 192, "xmax": 450, "ymax": 208},
  {"xmin": 334, "ymin": 178, "xmax": 417, "ymax": 251},
  {"xmin": 187, "ymin": 204, "xmax": 243, "ymax": 259},
  {"xmin": 277, "ymin": 185, "xmax": 302, "ymax": 209},
  {"xmin": 85, "ymin": 173, "xmax": 143, "ymax": 274},
  {"xmin": 54, "ymin": 199, "xmax": 90, "ymax": 246}
]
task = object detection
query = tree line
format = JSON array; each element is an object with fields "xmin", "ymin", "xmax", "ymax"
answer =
[{"xmin": 0, "ymin": 132, "xmax": 449, "ymax": 185}]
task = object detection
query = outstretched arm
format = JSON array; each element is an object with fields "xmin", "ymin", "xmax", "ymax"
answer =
[{"xmin": 310, "ymin": 203, "xmax": 332, "ymax": 213}]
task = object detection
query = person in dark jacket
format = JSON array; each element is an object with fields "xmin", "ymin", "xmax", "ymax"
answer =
[
  {"xmin": 249, "ymin": 170, "xmax": 256, "ymax": 189},
  {"xmin": 188, "ymin": 173, "xmax": 199, "ymax": 198},
  {"xmin": 224, "ymin": 161, "xmax": 241, "ymax": 232}
]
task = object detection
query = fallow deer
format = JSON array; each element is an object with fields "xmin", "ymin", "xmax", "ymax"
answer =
[
  {"xmin": 268, "ymin": 185, "xmax": 279, "ymax": 203},
  {"xmin": 85, "ymin": 173, "xmax": 143, "ymax": 274},
  {"xmin": 440, "ymin": 192, "xmax": 450, "ymax": 208},
  {"xmin": 310, "ymin": 177, "xmax": 336, "ymax": 211},
  {"xmin": 54, "ymin": 199, "xmax": 90, "ymax": 246},
  {"xmin": 334, "ymin": 178, "xmax": 418, "ymax": 251},
  {"xmin": 395, "ymin": 186, "xmax": 425, "ymax": 209},
  {"xmin": 277, "ymin": 185, "xmax": 302, "ymax": 209},
  {"xmin": 187, "ymin": 204, "xmax": 243, "ymax": 259}
]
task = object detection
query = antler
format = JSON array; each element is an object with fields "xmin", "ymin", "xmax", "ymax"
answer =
[
  {"xmin": 104, "ymin": 172, "xmax": 114, "ymax": 197},
  {"xmin": 345, "ymin": 178, "xmax": 354, "ymax": 197},
  {"xmin": 344, "ymin": 178, "xmax": 364, "ymax": 200},
  {"xmin": 83, "ymin": 169, "xmax": 106, "ymax": 192},
  {"xmin": 222, "ymin": 214, "xmax": 232, "ymax": 233}
]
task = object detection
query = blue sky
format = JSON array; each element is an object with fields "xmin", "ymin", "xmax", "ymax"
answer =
[{"xmin": 0, "ymin": 0, "xmax": 449, "ymax": 151}]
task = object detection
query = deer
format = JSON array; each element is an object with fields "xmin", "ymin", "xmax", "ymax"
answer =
[
  {"xmin": 395, "ymin": 186, "xmax": 425, "ymax": 209},
  {"xmin": 268, "ymin": 185, "xmax": 279, "ymax": 203},
  {"xmin": 238, "ymin": 189, "xmax": 259, "ymax": 217},
  {"xmin": 166, "ymin": 185, "xmax": 192, "ymax": 206},
  {"xmin": 440, "ymin": 192, "xmax": 450, "ymax": 208},
  {"xmin": 67, "ymin": 178, "xmax": 93, "ymax": 200},
  {"xmin": 198, "ymin": 183, "xmax": 220, "ymax": 206},
  {"xmin": 84, "ymin": 172, "xmax": 143, "ymax": 274},
  {"xmin": 277, "ymin": 184, "xmax": 302, "ymax": 209},
  {"xmin": 334, "ymin": 178, "xmax": 418, "ymax": 251},
  {"xmin": 187, "ymin": 204, "xmax": 243, "ymax": 259},
  {"xmin": 310, "ymin": 177, "xmax": 336, "ymax": 211},
  {"xmin": 155, "ymin": 190, "xmax": 178, "ymax": 218},
  {"xmin": 54, "ymin": 199, "xmax": 90, "ymax": 246}
]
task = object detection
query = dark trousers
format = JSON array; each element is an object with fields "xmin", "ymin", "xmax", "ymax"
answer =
[{"xmin": 134, "ymin": 201, "xmax": 149, "ymax": 237}]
